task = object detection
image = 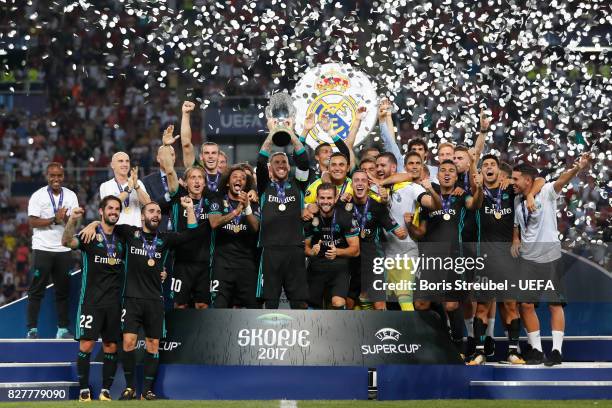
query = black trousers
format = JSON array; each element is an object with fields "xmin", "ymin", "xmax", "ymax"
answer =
[{"xmin": 27, "ymin": 250, "xmax": 73, "ymax": 329}]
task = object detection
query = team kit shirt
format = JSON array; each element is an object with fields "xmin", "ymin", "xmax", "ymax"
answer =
[
  {"xmin": 256, "ymin": 151, "xmax": 309, "ymax": 248},
  {"xmin": 514, "ymin": 182, "xmax": 562, "ymax": 263},
  {"xmin": 304, "ymin": 177, "xmax": 353, "ymax": 205},
  {"xmin": 209, "ymin": 195, "xmax": 260, "ymax": 268},
  {"xmin": 76, "ymin": 231, "xmax": 125, "ymax": 306},
  {"xmin": 304, "ymin": 206, "xmax": 359, "ymax": 269},
  {"xmin": 420, "ymin": 184, "xmax": 468, "ymax": 252},
  {"xmin": 114, "ymin": 224, "xmax": 203, "ymax": 301},
  {"xmin": 352, "ymin": 199, "xmax": 399, "ymax": 253},
  {"xmin": 192, "ymin": 158, "xmax": 222, "ymax": 193},
  {"xmin": 169, "ymin": 186, "xmax": 214, "ymax": 264},
  {"xmin": 99, "ymin": 178, "xmax": 148, "ymax": 227},
  {"xmin": 455, "ymin": 172, "xmax": 478, "ymax": 246},
  {"xmin": 385, "ymin": 182, "xmax": 427, "ymax": 257},
  {"xmin": 28, "ymin": 186, "xmax": 79, "ymax": 252}
]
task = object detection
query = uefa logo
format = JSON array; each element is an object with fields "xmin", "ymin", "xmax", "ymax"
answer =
[{"xmin": 374, "ymin": 328, "xmax": 401, "ymax": 342}]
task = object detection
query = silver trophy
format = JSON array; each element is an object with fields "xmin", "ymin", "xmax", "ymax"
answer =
[{"xmin": 265, "ymin": 92, "xmax": 296, "ymax": 147}]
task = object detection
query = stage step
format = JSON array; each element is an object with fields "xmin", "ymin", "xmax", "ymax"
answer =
[
  {"xmin": 470, "ymin": 380, "xmax": 612, "ymax": 399},
  {"xmin": 0, "ymin": 339, "xmax": 101, "ymax": 363},
  {"xmin": 491, "ymin": 337, "xmax": 612, "ymax": 362},
  {"xmin": 0, "ymin": 381, "xmax": 78, "ymax": 401},
  {"xmin": 0, "ymin": 363, "xmax": 75, "ymax": 383},
  {"xmin": 490, "ymin": 362, "xmax": 612, "ymax": 381}
]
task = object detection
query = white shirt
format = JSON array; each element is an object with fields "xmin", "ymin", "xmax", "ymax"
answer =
[
  {"xmin": 514, "ymin": 182, "xmax": 562, "ymax": 263},
  {"xmin": 28, "ymin": 186, "xmax": 79, "ymax": 252},
  {"xmin": 99, "ymin": 178, "xmax": 148, "ymax": 227},
  {"xmin": 385, "ymin": 182, "xmax": 427, "ymax": 256}
]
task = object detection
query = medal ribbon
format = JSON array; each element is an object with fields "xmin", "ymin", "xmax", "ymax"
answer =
[
  {"xmin": 521, "ymin": 199, "xmax": 531, "ymax": 227},
  {"xmin": 441, "ymin": 194, "xmax": 452, "ymax": 218},
  {"xmin": 463, "ymin": 172, "xmax": 471, "ymax": 194},
  {"xmin": 96, "ymin": 225, "xmax": 116, "ymax": 258},
  {"xmin": 322, "ymin": 209, "xmax": 337, "ymax": 244},
  {"xmin": 207, "ymin": 173, "xmax": 220, "ymax": 191},
  {"xmin": 484, "ymin": 186, "xmax": 502, "ymax": 212},
  {"xmin": 339, "ymin": 178, "xmax": 349, "ymax": 197},
  {"xmin": 353, "ymin": 198, "xmax": 370, "ymax": 232},
  {"xmin": 161, "ymin": 173, "xmax": 170, "ymax": 196},
  {"xmin": 194, "ymin": 196, "xmax": 204, "ymax": 219},
  {"xmin": 226, "ymin": 195, "xmax": 243, "ymax": 227},
  {"xmin": 272, "ymin": 181, "xmax": 286, "ymax": 205},
  {"xmin": 47, "ymin": 186, "xmax": 63, "ymax": 214},
  {"xmin": 115, "ymin": 179, "xmax": 130, "ymax": 208},
  {"xmin": 140, "ymin": 231, "xmax": 158, "ymax": 262}
]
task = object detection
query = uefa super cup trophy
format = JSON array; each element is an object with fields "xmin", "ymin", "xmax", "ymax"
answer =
[{"xmin": 265, "ymin": 92, "xmax": 296, "ymax": 147}]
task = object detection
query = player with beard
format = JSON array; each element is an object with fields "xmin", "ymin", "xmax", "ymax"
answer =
[
  {"xmin": 408, "ymin": 160, "xmax": 483, "ymax": 354},
  {"xmin": 376, "ymin": 152, "xmax": 441, "ymax": 311},
  {"xmin": 179, "ymin": 101, "xmax": 223, "ymax": 193},
  {"xmin": 347, "ymin": 171, "xmax": 406, "ymax": 310},
  {"xmin": 467, "ymin": 155, "xmax": 545, "ymax": 365},
  {"xmin": 304, "ymin": 183, "xmax": 360, "ymax": 309},
  {"xmin": 511, "ymin": 155, "xmax": 591, "ymax": 366},
  {"xmin": 79, "ymin": 197, "xmax": 206, "ymax": 400},
  {"xmin": 208, "ymin": 165, "xmax": 260, "ymax": 308},
  {"xmin": 61, "ymin": 196, "xmax": 124, "ymax": 401},
  {"xmin": 256, "ymin": 128, "xmax": 310, "ymax": 309}
]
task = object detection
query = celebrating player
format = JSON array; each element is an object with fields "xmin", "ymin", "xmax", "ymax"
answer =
[
  {"xmin": 304, "ymin": 183, "xmax": 360, "ymax": 309},
  {"xmin": 255, "ymin": 127, "xmax": 310, "ymax": 309},
  {"xmin": 209, "ymin": 165, "xmax": 261, "ymax": 308},
  {"xmin": 61, "ymin": 197, "xmax": 124, "ymax": 401}
]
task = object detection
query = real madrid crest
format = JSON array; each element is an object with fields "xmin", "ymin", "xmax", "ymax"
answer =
[
  {"xmin": 345, "ymin": 202, "xmax": 353, "ymax": 211},
  {"xmin": 134, "ymin": 230, "xmax": 140, "ymax": 239},
  {"xmin": 96, "ymin": 233, "xmax": 103, "ymax": 242},
  {"xmin": 312, "ymin": 217, "xmax": 319, "ymax": 227}
]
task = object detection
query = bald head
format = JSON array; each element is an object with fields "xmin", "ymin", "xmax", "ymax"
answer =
[{"xmin": 111, "ymin": 152, "xmax": 130, "ymax": 178}]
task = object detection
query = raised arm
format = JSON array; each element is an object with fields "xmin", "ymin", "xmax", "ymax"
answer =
[
  {"xmin": 158, "ymin": 143, "xmax": 179, "ymax": 195},
  {"xmin": 378, "ymin": 99, "xmax": 404, "ymax": 170},
  {"xmin": 61, "ymin": 207, "xmax": 84, "ymax": 249},
  {"xmin": 465, "ymin": 171, "xmax": 484, "ymax": 210},
  {"xmin": 180, "ymin": 101, "xmax": 196, "ymax": 167},
  {"xmin": 256, "ymin": 133, "xmax": 274, "ymax": 195},
  {"xmin": 473, "ymin": 107, "xmax": 490, "ymax": 160},
  {"xmin": 553, "ymin": 153, "xmax": 590, "ymax": 194},
  {"xmin": 131, "ymin": 167, "xmax": 151, "ymax": 205},
  {"xmin": 417, "ymin": 179, "xmax": 442, "ymax": 210}
]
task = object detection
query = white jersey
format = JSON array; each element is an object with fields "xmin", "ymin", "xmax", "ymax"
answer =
[
  {"xmin": 514, "ymin": 182, "xmax": 562, "ymax": 263},
  {"xmin": 28, "ymin": 186, "xmax": 79, "ymax": 252},
  {"xmin": 385, "ymin": 182, "xmax": 427, "ymax": 256},
  {"xmin": 99, "ymin": 178, "xmax": 148, "ymax": 227}
]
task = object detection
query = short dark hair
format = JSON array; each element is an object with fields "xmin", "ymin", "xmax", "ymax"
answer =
[
  {"xmin": 316, "ymin": 182, "xmax": 337, "ymax": 196},
  {"xmin": 314, "ymin": 142, "xmax": 332, "ymax": 156},
  {"xmin": 351, "ymin": 169, "xmax": 368, "ymax": 179},
  {"xmin": 359, "ymin": 156, "xmax": 376, "ymax": 167},
  {"xmin": 141, "ymin": 201, "xmax": 161, "ymax": 214},
  {"xmin": 270, "ymin": 152, "xmax": 288, "ymax": 161},
  {"xmin": 99, "ymin": 195, "xmax": 122, "ymax": 211},
  {"xmin": 404, "ymin": 151, "xmax": 422, "ymax": 163},
  {"xmin": 499, "ymin": 162, "xmax": 512, "ymax": 176},
  {"xmin": 220, "ymin": 164, "xmax": 254, "ymax": 195},
  {"xmin": 46, "ymin": 162, "xmax": 64, "ymax": 173},
  {"xmin": 360, "ymin": 146, "xmax": 380, "ymax": 159},
  {"xmin": 454, "ymin": 145, "xmax": 469, "ymax": 154},
  {"xmin": 439, "ymin": 159, "xmax": 457, "ymax": 169},
  {"xmin": 512, "ymin": 163, "xmax": 539, "ymax": 180},
  {"xmin": 481, "ymin": 154, "xmax": 500, "ymax": 166},
  {"xmin": 408, "ymin": 138, "xmax": 428, "ymax": 152},
  {"xmin": 329, "ymin": 152, "xmax": 348, "ymax": 163},
  {"xmin": 377, "ymin": 152, "xmax": 397, "ymax": 166}
]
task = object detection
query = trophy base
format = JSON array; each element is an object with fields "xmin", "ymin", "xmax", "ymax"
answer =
[{"xmin": 272, "ymin": 129, "xmax": 292, "ymax": 147}]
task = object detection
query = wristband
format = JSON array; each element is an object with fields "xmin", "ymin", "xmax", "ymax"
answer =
[
  {"xmin": 480, "ymin": 128, "xmax": 488, "ymax": 133},
  {"xmin": 244, "ymin": 205, "xmax": 253, "ymax": 215}
]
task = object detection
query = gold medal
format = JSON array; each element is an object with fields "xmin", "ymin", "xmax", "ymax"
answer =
[
  {"xmin": 345, "ymin": 203, "xmax": 353, "ymax": 211},
  {"xmin": 233, "ymin": 224, "xmax": 240, "ymax": 233},
  {"xmin": 360, "ymin": 230, "xmax": 366, "ymax": 239},
  {"xmin": 108, "ymin": 258, "xmax": 116, "ymax": 266},
  {"xmin": 312, "ymin": 217, "xmax": 319, "ymax": 227},
  {"xmin": 147, "ymin": 258, "xmax": 155, "ymax": 267},
  {"xmin": 124, "ymin": 206, "xmax": 130, "ymax": 214},
  {"xmin": 494, "ymin": 212, "xmax": 502, "ymax": 220},
  {"xmin": 443, "ymin": 213, "xmax": 451, "ymax": 221},
  {"xmin": 278, "ymin": 203, "xmax": 286, "ymax": 212}
]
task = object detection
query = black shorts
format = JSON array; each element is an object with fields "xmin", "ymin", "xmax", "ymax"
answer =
[
  {"xmin": 172, "ymin": 262, "xmax": 210, "ymax": 305},
  {"xmin": 349, "ymin": 245, "xmax": 385, "ymax": 302},
  {"xmin": 257, "ymin": 246, "xmax": 308, "ymax": 302},
  {"xmin": 75, "ymin": 303, "xmax": 121, "ymax": 343},
  {"xmin": 475, "ymin": 245, "xmax": 521, "ymax": 302},
  {"xmin": 122, "ymin": 297, "xmax": 165, "ymax": 339},
  {"xmin": 307, "ymin": 260, "xmax": 350, "ymax": 309},
  {"xmin": 212, "ymin": 260, "xmax": 259, "ymax": 308},
  {"xmin": 517, "ymin": 258, "xmax": 566, "ymax": 304}
]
